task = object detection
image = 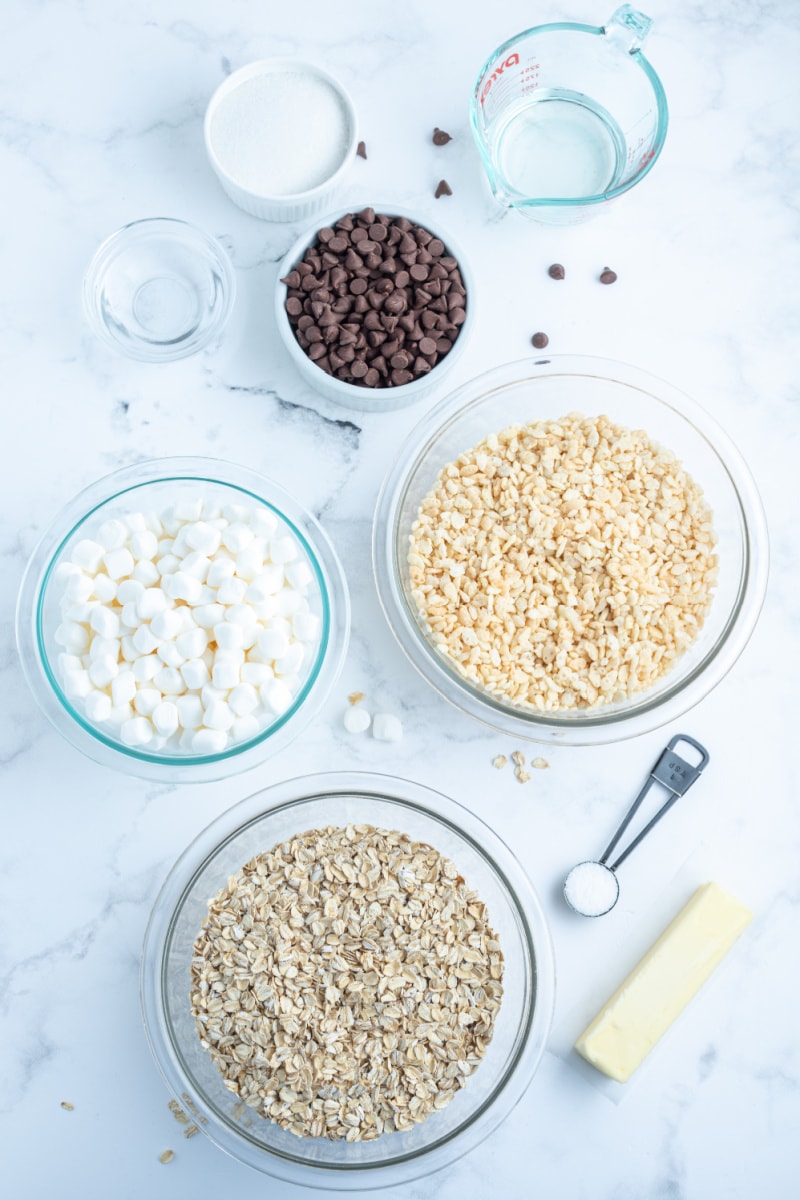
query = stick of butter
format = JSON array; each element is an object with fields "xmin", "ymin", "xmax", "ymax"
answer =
[{"xmin": 574, "ymin": 882, "xmax": 753, "ymax": 1083}]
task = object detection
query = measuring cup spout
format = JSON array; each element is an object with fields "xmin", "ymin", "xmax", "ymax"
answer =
[{"xmin": 603, "ymin": 5, "xmax": 653, "ymax": 54}]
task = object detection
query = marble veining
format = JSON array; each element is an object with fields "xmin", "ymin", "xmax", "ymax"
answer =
[{"xmin": 1, "ymin": 1, "xmax": 799, "ymax": 1197}]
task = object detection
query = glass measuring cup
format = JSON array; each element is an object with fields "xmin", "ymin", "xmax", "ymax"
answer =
[{"xmin": 470, "ymin": 5, "xmax": 668, "ymax": 224}]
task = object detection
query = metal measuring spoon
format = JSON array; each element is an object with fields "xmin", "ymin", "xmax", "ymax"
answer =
[{"xmin": 564, "ymin": 735, "xmax": 710, "ymax": 917}]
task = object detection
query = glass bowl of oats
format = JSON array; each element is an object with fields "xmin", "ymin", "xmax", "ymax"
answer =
[
  {"xmin": 373, "ymin": 356, "xmax": 768, "ymax": 746},
  {"xmin": 140, "ymin": 771, "xmax": 554, "ymax": 1190}
]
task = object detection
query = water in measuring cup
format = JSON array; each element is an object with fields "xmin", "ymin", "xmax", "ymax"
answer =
[{"xmin": 493, "ymin": 89, "xmax": 626, "ymax": 201}]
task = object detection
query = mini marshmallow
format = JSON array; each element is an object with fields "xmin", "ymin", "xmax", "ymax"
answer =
[
  {"xmin": 293, "ymin": 612, "xmax": 320, "ymax": 643},
  {"xmin": 121, "ymin": 602, "xmax": 140, "ymax": 629},
  {"xmin": 258, "ymin": 627, "xmax": 289, "ymax": 661},
  {"xmin": 66, "ymin": 572, "xmax": 95, "ymax": 603},
  {"xmin": 154, "ymin": 666, "xmax": 185, "ymax": 695},
  {"xmin": 269, "ymin": 535, "xmax": 299, "ymax": 565},
  {"xmin": 203, "ymin": 498, "xmax": 223, "ymax": 519},
  {"xmin": 373, "ymin": 713, "xmax": 403, "ymax": 742},
  {"xmin": 193, "ymin": 603, "xmax": 225, "ymax": 629},
  {"xmin": 343, "ymin": 707, "xmax": 371, "ymax": 734},
  {"xmin": 150, "ymin": 608, "xmax": 184, "ymax": 641},
  {"xmin": 91, "ymin": 573, "xmax": 118, "ymax": 603},
  {"xmin": 117, "ymin": 579, "xmax": 145, "ymax": 604},
  {"xmin": 216, "ymin": 576, "xmax": 247, "ymax": 605},
  {"xmin": 285, "ymin": 560, "xmax": 313, "ymax": 590},
  {"xmin": 174, "ymin": 495, "xmax": 203, "ymax": 522},
  {"xmin": 212, "ymin": 652, "xmax": 242, "ymax": 690},
  {"xmin": 181, "ymin": 552, "xmax": 212, "ymax": 582},
  {"xmin": 88, "ymin": 654, "xmax": 119, "ymax": 689},
  {"xmin": 214, "ymin": 622, "xmax": 244, "ymax": 651},
  {"xmin": 96, "ymin": 518, "xmax": 128, "ymax": 551},
  {"xmin": 192, "ymin": 728, "xmax": 229, "ymax": 754},
  {"xmin": 124, "ymin": 511, "xmax": 148, "ymax": 533},
  {"xmin": 229, "ymin": 682, "xmax": 259, "ymax": 716},
  {"xmin": 261, "ymin": 678, "xmax": 293, "ymax": 716},
  {"xmin": 63, "ymin": 667, "xmax": 92, "ymax": 698},
  {"xmin": 103, "ymin": 547, "xmax": 134, "ymax": 580},
  {"xmin": 71, "ymin": 538, "xmax": 105, "ymax": 573},
  {"xmin": 132, "ymin": 625, "xmax": 161, "ymax": 655},
  {"xmin": 157, "ymin": 641, "xmax": 185, "ymax": 669},
  {"xmin": 137, "ymin": 587, "xmax": 168, "ymax": 621},
  {"xmin": 55, "ymin": 622, "xmax": 90, "ymax": 652},
  {"xmin": 133, "ymin": 687, "xmax": 161, "ymax": 717},
  {"xmin": 241, "ymin": 662, "xmax": 274, "ymax": 687},
  {"xmin": 251, "ymin": 507, "xmax": 278, "ymax": 538},
  {"xmin": 225, "ymin": 604, "xmax": 259, "ymax": 633},
  {"xmin": 157, "ymin": 553, "xmax": 181, "ymax": 576},
  {"xmin": 274, "ymin": 588, "xmax": 304, "ymax": 618},
  {"xmin": 181, "ymin": 658, "xmax": 210, "ymax": 690},
  {"xmin": 58, "ymin": 653, "xmax": 83, "ymax": 672},
  {"xmin": 85, "ymin": 690, "xmax": 113, "ymax": 723},
  {"xmin": 222, "ymin": 523, "xmax": 254, "ymax": 554},
  {"xmin": 55, "ymin": 561, "xmax": 82, "ymax": 583},
  {"xmin": 207, "ymin": 556, "xmax": 236, "ymax": 587},
  {"xmin": 111, "ymin": 671, "xmax": 137, "ymax": 707},
  {"xmin": 201, "ymin": 683, "xmax": 226, "ymax": 708},
  {"xmin": 133, "ymin": 655, "xmax": 160, "ymax": 683},
  {"xmin": 223, "ymin": 502, "xmax": 250, "ymax": 523},
  {"xmin": 165, "ymin": 571, "xmax": 202, "ymax": 603},
  {"xmin": 235, "ymin": 543, "xmax": 265, "ymax": 581},
  {"xmin": 65, "ymin": 601, "xmax": 98, "ymax": 624},
  {"xmin": 143, "ymin": 512, "xmax": 163, "ymax": 536},
  {"xmin": 133, "ymin": 560, "xmax": 160, "ymax": 587},
  {"xmin": 274, "ymin": 642, "xmax": 305, "ymax": 678},
  {"xmin": 231, "ymin": 713, "xmax": 260, "ymax": 742},
  {"xmin": 196, "ymin": 584, "xmax": 217, "ymax": 605},
  {"xmin": 129, "ymin": 529, "xmax": 159, "ymax": 561},
  {"xmin": 203, "ymin": 699, "xmax": 236, "ymax": 731},
  {"xmin": 152, "ymin": 700, "xmax": 179, "ymax": 737},
  {"xmin": 90, "ymin": 605, "xmax": 121, "ymax": 640},
  {"xmin": 176, "ymin": 694, "xmax": 204, "ymax": 729},
  {"xmin": 176, "ymin": 627, "xmax": 208, "ymax": 660},
  {"xmin": 157, "ymin": 538, "xmax": 174, "ymax": 556},
  {"xmin": 121, "ymin": 635, "xmax": 139, "ymax": 662},
  {"xmin": 89, "ymin": 635, "xmax": 120, "ymax": 661},
  {"xmin": 107, "ymin": 702, "xmax": 134, "ymax": 726},
  {"xmin": 247, "ymin": 565, "xmax": 284, "ymax": 604},
  {"xmin": 186, "ymin": 521, "xmax": 222, "ymax": 556},
  {"xmin": 120, "ymin": 716, "xmax": 153, "ymax": 747}
]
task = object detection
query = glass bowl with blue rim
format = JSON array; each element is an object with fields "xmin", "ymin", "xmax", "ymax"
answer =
[{"xmin": 15, "ymin": 457, "xmax": 349, "ymax": 781}]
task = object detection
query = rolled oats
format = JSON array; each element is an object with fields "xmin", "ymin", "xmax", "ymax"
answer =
[{"xmin": 191, "ymin": 825, "xmax": 503, "ymax": 1142}]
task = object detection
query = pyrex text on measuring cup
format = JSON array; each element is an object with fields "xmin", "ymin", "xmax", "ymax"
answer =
[{"xmin": 470, "ymin": 5, "xmax": 668, "ymax": 224}]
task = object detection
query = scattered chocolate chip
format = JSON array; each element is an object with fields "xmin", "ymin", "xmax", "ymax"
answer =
[
  {"xmin": 434, "ymin": 179, "xmax": 453, "ymax": 199},
  {"xmin": 531, "ymin": 332, "xmax": 549, "ymax": 349},
  {"xmin": 547, "ymin": 263, "xmax": 565, "ymax": 280},
  {"xmin": 432, "ymin": 127, "xmax": 453, "ymax": 146},
  {"xmin": 356, "ymin": 140, "xmax": 367, "ymax": 159},
  {"xmin": 599, "ymin": 267, "xmax": 618, "ymax": 285},
  {"xmin": 282, "ymin": 211, "xmax": 468, "ymax": 391}
]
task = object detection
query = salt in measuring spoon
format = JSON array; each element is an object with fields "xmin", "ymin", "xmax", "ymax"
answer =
[{"xmin": 564, "ymin": 734, "xmax": 710, "ymax": 917}]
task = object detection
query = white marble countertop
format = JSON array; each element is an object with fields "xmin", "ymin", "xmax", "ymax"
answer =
[{"xmin": 2, "ymin": 1, "xmax": 798, "ymax": 1196}]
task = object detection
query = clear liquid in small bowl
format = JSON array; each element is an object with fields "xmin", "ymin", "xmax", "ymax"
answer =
[{"xmin": 493, "ymin": 89, "xmax": 626, "ymax": 201}]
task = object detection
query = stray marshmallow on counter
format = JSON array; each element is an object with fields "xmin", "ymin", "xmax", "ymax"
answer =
[
  {"xmin": 343, "ymin": 706, "xmax": 370, "ymax": 734},
  {"xmin": 372, "ymin": 713, "xmax": 403, "ymax": 742},
  {"xmin": 53, "ymin": 494, "xmax": 322, "ymax": 756}
]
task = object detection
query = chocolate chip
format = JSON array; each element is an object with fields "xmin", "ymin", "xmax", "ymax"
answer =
[
  {"xmin": 599, "ymin": 267, "xmax": 618, "ymax": 285},
  {"xmin": 548, "ymin": 264, "xmax": 565, "ymax": 280},
  {"xmin": 283, "ymin": 211, "xmax": 468, "ymax": 393},
  {"xmin": 434, "ymin": 179, "xmax": 453, "ymax": 198},
  {"xmin": 531, "ymin": 332, "xmax": 549, "ymax": 349},
  {"xmin": 356, "ymin": 141, "xmax": 367, "ymax": 159},
  {"xmin": 432, "ymin": 127, "xmax": 452, "ymax": 146}
]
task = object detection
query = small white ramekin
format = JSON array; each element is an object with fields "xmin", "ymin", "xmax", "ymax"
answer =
[
  {"xmin": 204, "ymin": 59, "xmax": 358, "ymax": 223},
  {"xmin": 274, "ymin": 205, "xmax": 475, "ymax": 413}
]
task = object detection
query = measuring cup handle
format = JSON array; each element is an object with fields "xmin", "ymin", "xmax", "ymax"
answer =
[{"xmin": 604, "ymin": 5, "xmax": 653, "ymax": 54}]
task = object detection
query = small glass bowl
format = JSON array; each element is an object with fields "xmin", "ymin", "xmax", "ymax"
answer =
[
  {"xmin": 373, "ymin": 356, "xmax": 769, "ymax": 746},
  {"xmin": 140, "ymin": 771, "xmax": 555, "ymax": 1191},
  {"xmin": 275, "ymin": 205, "xmax": 475, "ymax": 413},
  {"xmin": 83, "ymin": 218, "xmax": 236, "ymax": 362},
  {"xmin": 15, "ymin": 458, "xmax": 349, "ymax": 782}
]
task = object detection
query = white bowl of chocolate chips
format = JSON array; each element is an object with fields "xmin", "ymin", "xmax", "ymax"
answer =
[{"xmin": 275, "ymin": 205, "xmax": 475, "ymax": 412}]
